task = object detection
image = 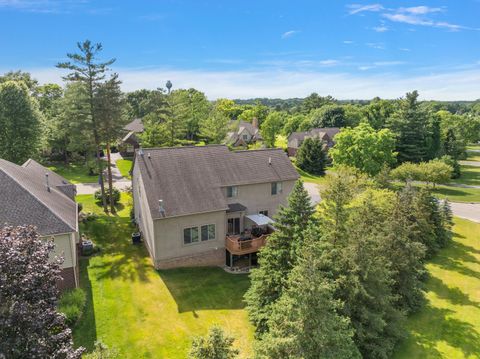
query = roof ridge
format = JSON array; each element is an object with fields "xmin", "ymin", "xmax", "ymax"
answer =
[
  {"xmin": 137, "ymin": 144, "xmax": 226, "ymax": 151},
  {"xmin": 233, "ymin": 148, "xmax": 286, "ymax": 153},
  {"xmin": 0, "ymin": 162, "xmax": 76, "ymax": 232}
]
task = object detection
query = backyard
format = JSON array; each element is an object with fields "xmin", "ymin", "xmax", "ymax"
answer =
[{"xmin": 74, "ymin": 194, "xmax": 253, "ymax": 358}]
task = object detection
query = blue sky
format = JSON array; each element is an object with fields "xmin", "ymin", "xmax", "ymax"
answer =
[{"xmin": 1, "ymin": 0, "xmax": 479, "ymax": 99}]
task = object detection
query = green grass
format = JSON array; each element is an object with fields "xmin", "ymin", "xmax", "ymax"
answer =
[
  {"xmin": 293, "ymin": 165, "xmax": 328, "ymax": 185},
  {"xmin": 452, "ymin": 165, "xmax": 480, "ymax": 187},
  {"xmin": 431, "ymin": 186, "xmax": 480, "ymax": 203},
  {"xmin": 394, "ymin": 218, "xmax": 480, "ymax": 358},
  {"xmin": 73, "ymin": 195, "xmax": 253, "ymax": 358},
  {"xmin": 116, "ymin": 159, "xmax": 133, "ymax": 179},
  {"xmin": 466, "ymin": 145, "xmax": 480, "ymax": 151},
  {"xmin": 48, "ymin": 163, "xmax": 100, "ymax": 184},
  {"xmin": 76, "ymin": 192, "xmax": 132, "ymax": 217}
]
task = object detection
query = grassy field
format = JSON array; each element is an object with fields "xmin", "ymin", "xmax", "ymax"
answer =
[
  {"xmin": 431, "ymin": 186, "xmax": 480, "ymax": 203},
  {"xmin": 116, "ymin": 159, "xmax": 133, "ymax": 179},
  {"xmin": 48, "ymin": 163, "xmax": 100, "ymax": 184},
  {"xmin": 394, "ymin": 218, "xmax": 480, "ymax": 359},
  {"xmin": 73, "ymin": 194, "xmax": 253, "ymax": 358},
  {"xmin": 293, "ymin": 165, "xmax": 328, "ymax": 185},
  {"xmin": 454, "ymin": 165, "xmax": 480, "ymax": 187}
]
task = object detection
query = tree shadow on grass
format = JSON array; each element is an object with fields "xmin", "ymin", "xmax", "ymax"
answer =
[
  {"xmin": 432, "ymin": 241, "xmax": 480, "ymax": 279},
  {"xmin": 158, "ymin": 267, "xmax": 250, "ymax": 313},
  {"xmin": 72, "ymin": 257, "xmax": 96, "ymax": 352},
  {"xmin": 80, "ymin": 217, "xmax": 151, "ymax": 283},
  {"xmin": 432, "ymin": 187, "xmax": 473, "ymax": 199},
  {"xmin": 428, "ymin": 276, "xmax": 479, "ymax": 307},
  {"xmin": 396, "ymin": 306, "xmax": 480, "ymax": 358}
]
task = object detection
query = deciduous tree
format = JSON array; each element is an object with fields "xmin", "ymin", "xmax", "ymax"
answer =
[{"xmin": 0, "ymin": 226, "xmax": 84, "ymax": 358}]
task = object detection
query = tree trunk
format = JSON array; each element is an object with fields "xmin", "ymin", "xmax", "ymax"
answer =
[{"xmin": 106, "ymin": 142, "xmax": 115, "ymax": 214}]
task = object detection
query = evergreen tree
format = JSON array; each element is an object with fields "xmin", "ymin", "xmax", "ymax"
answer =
[
  {"xmin": 257, "ymin": 230, "xmax": 361, "ymax": 359},
  {"xmin": 296, "ymin": 137, "xmax": 328, "ymax": 175},
  {"xmin": 387, "ymin": 91, "xmax": 429, "ymax": 163},
  {"xmin": 0, "ymin": 81, "xmax": 42, "ymax": 164},
  {"xmin": 245, "ymin": 180, "xmax": 315, "ymax": 335},
  {"xmin": 189, "ymin": 326, "xmax": 239, "ymax": 359},
  {"xmin": 309, "ymin": 104, "xmax": 346, "ymax": 128},
  {"xmin": 57, "ymin": 40, "xmax": 116, "ymax": 212},
  {"xmin": 199, "ymin": 109, "xmax": 230, "ymax": 144}
]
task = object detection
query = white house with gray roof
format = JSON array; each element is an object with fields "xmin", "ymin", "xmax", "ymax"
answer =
[
  {"xmin": 132, "ymin": 145, "xmax": 299, "ymax": 269},
  {"xmin": 0, "ymin": 158, "xmax": 79, "ymax": 290}
]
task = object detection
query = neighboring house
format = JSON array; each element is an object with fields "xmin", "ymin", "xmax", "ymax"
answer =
[
  {"xmin": 0, "ymin": 159, "xmax": 79, "ymax": 290},
  {"xmin": 132, "ymin": 145, "xmax": 299, "ymax": 269},
  {"xmin": 226, "ymin": 119, "xmax": 263, "ymax": 147},
  {"xmin": 121, "ymin": 118, "xmax": 145, "ymax": 154},
  {"xmin": 287, "ymin": 127, "xmax": 340, "ymax": 157}
]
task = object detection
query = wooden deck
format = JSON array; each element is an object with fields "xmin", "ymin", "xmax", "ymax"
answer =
[{"xmin": 225, "ymin": 234, "xmax": 268, "ymax": 255}]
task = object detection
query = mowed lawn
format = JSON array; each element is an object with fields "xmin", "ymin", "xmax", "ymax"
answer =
[
  {"xmin": 48, "ymin": 162, "xmax": 100, "ymax": 184},
  {"xmin": 394, "ymin": 218, "xmax": 480, "ymax": 359},
  {"xmin": 116, "ymin": 159, "xmax": 133, "ymax": 179},
  {"xmin": 74, "ymin": 194, "xmax": 253, "ymax": 358}
]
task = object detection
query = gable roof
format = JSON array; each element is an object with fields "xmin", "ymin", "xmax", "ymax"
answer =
[
  {"xmin": 0, "ymin": 159, "xmax": 77, "ymax": 236},
  {"xmin": 22, "ymin": 159, "xmax": 76, "ymax": 200},
  {"xmin": 134, "ymin": 145, "xmax": 298, "ymax": 219},
  {"xmin": 288, "ymin": 127, "xmax": 340, "ymax": 147},
  {"xmin": 124, "ymin": 118, "xmax": 144, "ymax": 133}
]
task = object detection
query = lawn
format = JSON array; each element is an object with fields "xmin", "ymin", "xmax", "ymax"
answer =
[
  {"xmin": 116, "ymin": 159, "xmax": 133, "ymax": 179},
  {"xmin": 394, "ymin": 218, "xmax": 480, "ymax": 359},
  {"xmin": 293, "ymin": 164, "xmax": 328, "ymax": 185},
  {"xmin": 49, "ymin": 162, "xmax": 101, "ymax": 184},
  {"xmin": 453, "ymin": 165, "xmax": 480, "ymax": 187},
  {"xmin": 73, "ymin": 195, "xmax": 253, "ymax": 358}
]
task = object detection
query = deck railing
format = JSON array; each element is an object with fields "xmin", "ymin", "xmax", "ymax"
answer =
[{"xmin": 225, "ymin": 234, "xmax": 268, "ymax": 255}]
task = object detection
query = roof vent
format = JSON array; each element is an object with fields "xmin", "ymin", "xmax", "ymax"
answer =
[
  {"xmin": 158, "ymin": 199, "xmax": 166, "ymax": 217},
  {"xmin": 139, "ymin": 148, "xmax": 144, "ymax": 156},
  {"xmin": 45, "ymin": 173, "xmax": 50, "ymax": 192},
  {"xmin": 268, "ymin": 157, "xmax": 272, "ymax": 165},
  {"xmin": 147, "ymin": 152, "xmax": 151, "ymax": 159}
]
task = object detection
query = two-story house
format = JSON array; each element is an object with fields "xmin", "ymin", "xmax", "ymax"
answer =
[
  {"xmin": 132, "ymin": 145, "xmax": 299, "ymax": 269},
  {"xmin": 0, "ymin": 159, "xmax": 80, "ymax": 290},
  {"xmin": 287, "ymin": 127, "xmax": 340, "ymax": 157},
  {"xmin": 225, "ymin": 119, "xmax": 263, "ymax": 147}
]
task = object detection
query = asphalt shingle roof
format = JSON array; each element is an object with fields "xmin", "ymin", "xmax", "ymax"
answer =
[
  {"xmin": 124, "ymin": 118, "xmax": 144, "ymax": 133},
  {"xmin": 135, "ymin": 145, "xmax": 299, "ymax": 219},
  {"xmin": 0, "ymin": 159, "xmax": 77, "ymax": 236},
  {"xmin": 288, "ymin": 127, "xmax": 340, "ymax": 147}
]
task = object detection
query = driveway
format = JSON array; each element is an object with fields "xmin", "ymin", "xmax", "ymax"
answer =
[{"xmin": 303, "ymin": 182, "xmax": 480, "ymax": 223}]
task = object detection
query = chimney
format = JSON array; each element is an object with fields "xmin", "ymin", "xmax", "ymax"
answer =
[
  {"xmin": 268, "ymin": 157, "xmax": 272, "ymax": 166},
  {"xmin": 45, "ymin": 173, "xmax": 50, "ymax": 192},
  {"xmin": 147, "ymin": 152, "xmax": 151, "ymax": 159},
  {"xmin": 158, "ymin": 199, "xmax": 166, "ymax": 217},
  {"xmin": 252, "ymin": 117, "xmax": 259, "ymax": 130}
]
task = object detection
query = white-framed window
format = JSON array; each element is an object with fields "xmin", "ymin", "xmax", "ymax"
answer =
[
  {"xmin": 271, "ymin": 182, "xmax": 283, "ymax": 195},
  {"xmin": 201, "ymin": 224, "xmax": 216, "ymax": 241},
  {"xmin": 226, "ymin": 186, "xmax": 238, "ymax": 198},
  {"xmin": 183, "ymin": 227, "xmax": 199, "ymax": 244},
  {"xmin": 243, "ymin": 134, "xmax": 248, "ymax": 140}
]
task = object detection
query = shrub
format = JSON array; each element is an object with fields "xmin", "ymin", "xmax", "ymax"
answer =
[
  {"xmin": 84, "ymin": 341, "xmax": 119, "ymax": 359},
  {"xmin": 94, "ymin": 187, "xmax": 120, "ymax": 205},
  {"xmin": 189, "ymin": 326, "xmax": 239, "ymax": 359},
  {"xmin": 58, "ymin": 288, "xmax": 87, "ymax": 327},
  {"xmin": 440, "ymin": 155, "xmax": 461, "ymax": 178}
]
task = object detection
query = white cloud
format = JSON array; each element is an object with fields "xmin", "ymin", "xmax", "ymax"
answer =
[
  {"xmin": 399, "ymin": 6, "xmax": 443, "ymax": 15},
  {"xmin": 366, "ymin": 42, "xmax": 385, "ymax": 50},
  {"xmin": 15, "ymin": 66, "xmax": 480, "ymax": 101},
  {"xmin": 347, "ymin": 4, "xmax": 384, "ymax": 15},
  {"xmin": 349, "ymin": 3, "xmax": 477, "ymax": 32},
  {"xmin": 343, "ymin": 40, "xmax": 354, "ymax": 44},
  {"xmin": 0, "ymin": 0, "xmax": 88, "ymax": 13},
  {"xmin": 373, "ymin": 25, "xmax": 389, "ymax": 32},
  {"xmin": 281, "ymin": 30, "xmax": 300, "ymax": 39}
]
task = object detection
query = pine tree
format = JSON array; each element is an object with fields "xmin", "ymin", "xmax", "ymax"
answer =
[
  {"xmin": 256, "ymin": 230, "xmax": 361, "ymax": 359},
  {"xmin": 388, "ymin": 91, "xmax": 429, "ymax": 163},
  {"xmin": 296, "ymin": 137, "xmax": 328, "ymax": 175},
  {"xmin": 245, "ymin": 180, "xmax": 315, "ymax": 335},
  {"xmin": 189, "ymin": 326, "xmax": 239, "ymax": 359}
]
